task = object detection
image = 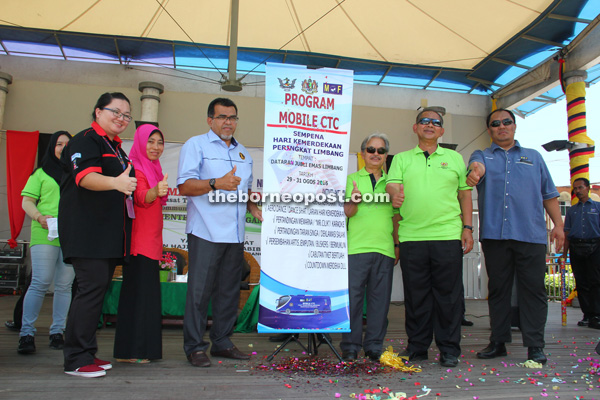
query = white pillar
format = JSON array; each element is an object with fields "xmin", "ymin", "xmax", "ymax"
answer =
[
  {"xmin": 138, "ymin": 81, "xmax": 164, "ymax": 124},
  {"xmin": 563, "ymin": 70, "xmax": 587, "ymax": 86},
  {"xmin": 0, "ymin": 72, "xmax": 13, "ymax": 130}
]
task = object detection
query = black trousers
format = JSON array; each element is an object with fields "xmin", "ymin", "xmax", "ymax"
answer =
[
  {"xmin": 399, "ymin": 240, "xmax": 463, "ymax": 356},
  {"xmin": 63, "ymin": 258, "xmax": 116, "ymax": 371},
  {"xmin": 113, "ymin": 255, "xmax": 162, "ymax": 360},
  {"xmin": 482, "ymin": 240, "xmax": 547, "ymax": 347},
  {"xmin": 569, "ymin": 241, "xmax": 600, "ymax": 318},
  {"xmin": 340, "ymin": 252, "xmax": 394, "ymax": 354},
  {"xmin": 183, "ymin": 235, "xmax": 243, "ymax": 356}
]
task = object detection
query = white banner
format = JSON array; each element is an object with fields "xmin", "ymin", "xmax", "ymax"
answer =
[{"xmin": 258, "ymin": 63, "xmax": 353, "ymax": 333}]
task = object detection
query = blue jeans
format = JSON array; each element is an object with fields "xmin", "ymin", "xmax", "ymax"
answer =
[{"xmin": 20, "ymin": 244, "xmax": 75, "ymax": 336}]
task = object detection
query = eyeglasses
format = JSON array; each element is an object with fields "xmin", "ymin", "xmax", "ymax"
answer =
[
  {"xmin": 418, "ymin": 117, "xmax": 442, "ymax": 127},
  {"xmin": 103, "ymin": 108, "xmax": 132, "ymax": 122},
  {"xmin": 366, "ymin": 146, "xmax": 387, "ymax": 155},
  {"xmin": 489, "ymin": 118, "xmax": 514, "ymax": 128},
  {"xmin": 212, "ymin": 115, "xmax": 239, "ymax": 123}
]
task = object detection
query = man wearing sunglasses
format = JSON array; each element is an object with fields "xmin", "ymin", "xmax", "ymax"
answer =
[
  {"xmin": 386, "ymin": 109, "xmax": 473, "ymax": 368},
  {"xmin": 467, "ymin": 108, "xmax": 564, "ymax": 365},
  {"xmin": 340, "ymin": 133, "xmax": 400, "ymax": 362}
]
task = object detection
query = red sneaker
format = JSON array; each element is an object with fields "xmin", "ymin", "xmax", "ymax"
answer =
[
  {"xmin": 94, "ymin": 358, "xmax": 113, "ymax": 370},
  {"xmin": 64, "ymin": 364, "xmax": 106, "ymax": 378}
]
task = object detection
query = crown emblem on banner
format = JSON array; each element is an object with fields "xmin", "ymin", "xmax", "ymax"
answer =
[
  {"xmin": 278, "ymin": 77, "xmax": 296, "ymax": 91},
  {"xmin": 301, "ymin": 78, "xmax": 318, "ymax": 94}
]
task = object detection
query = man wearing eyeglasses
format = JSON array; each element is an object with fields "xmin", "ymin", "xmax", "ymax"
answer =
[
  {"xmin": 340, "ymin": 133, "xmax": 400, "ymax": 362},
  {"xmin": 386, "ymin": 109, "xmax": 473, "ymax": 368},
  {"xmin": 467, "ymin": 108, "xmax": 564, "ymax": 365},
  {"xmin": 177, "ymin": 97, "xmax": 263, "ymax": 368}
]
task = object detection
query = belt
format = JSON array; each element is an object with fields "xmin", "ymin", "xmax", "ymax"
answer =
[{"xmin": 570, "ymin": 238, "xmax": 600, "ymax": 244}]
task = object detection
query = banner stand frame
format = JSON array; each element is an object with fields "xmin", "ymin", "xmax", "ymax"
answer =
[{"xmin": 266, "ymin": 333, "xmax": 343, "ymax": 362}]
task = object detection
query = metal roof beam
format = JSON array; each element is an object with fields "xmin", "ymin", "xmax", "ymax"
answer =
[
  {"xmin": 547, "ymin": 13, "xmax": 592, "ymax": 24},
  {"xmin": 521, "ymin": 34, "xmax": 564, "ymax": 48},
  {"xmin": 496, "ymin": 15, "xmax": 600, "ymax": 111},
  {"xmin": 377, "ymin": 65, "xmax": 392, "ymax": 85},
  {"xmin": 424, "ymin": 69, "xmax": 442, "ymax": 89},
  {"xmin": 530, "ymin": 97, "xmax": 557, "ymax": 103},
  {"xmin": 490, "ymin": 57, "xmax": 530, "ymax": 70},
  {"xmin": 53, "ymin": 33, "xmax": 67, "ymax": 60},
  {"xmin": 469, "ymin": 76, "xmax": 500, "ymax": 88}
]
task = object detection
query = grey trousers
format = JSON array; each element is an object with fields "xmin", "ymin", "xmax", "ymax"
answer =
[
  {"xmin": 183, "ymin": 234, "xmax": 243, "ymax": 356},
  {"xmin": 340, "ymin": 252, "xmax": 394, "ymax": 354}
]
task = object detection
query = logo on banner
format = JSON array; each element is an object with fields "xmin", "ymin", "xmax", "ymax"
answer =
[
  {"xmin": 301, "ymin": 78, "xmax": 318, "ymax": 94},
  {"xmin": 278, "ymin": 78, "xmax": 296, "ymax": 91},
  {"xmin": 323, "ymin": 83, "xmax": 343, "ymax": 95}
]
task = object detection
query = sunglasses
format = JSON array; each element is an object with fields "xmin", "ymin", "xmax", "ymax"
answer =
[
  {"xmin": 366, "ymin": 146, "xmax": 387, "ymax": 155},
  {"xmin": 418, "ymin": 117, "xmax": 442, "ymax": 127},
  {"xmin": 489, "ymin": 118, "xmax": 514, "ymax": 128}
]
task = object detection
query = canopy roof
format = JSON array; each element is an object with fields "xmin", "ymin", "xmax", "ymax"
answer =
[{"xmin": 1, "ymin": 0, "xmax": 599, "ymax": 116}]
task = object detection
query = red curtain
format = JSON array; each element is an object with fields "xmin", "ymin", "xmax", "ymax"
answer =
[{"xmin": 6, "ymin": 130, "xmax": 39, "ymax": 248}]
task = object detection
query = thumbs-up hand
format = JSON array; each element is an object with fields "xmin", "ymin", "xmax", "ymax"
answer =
[
  {"xmin": 350, "ymin": 181, "xmax": 362, "ymax": 203},
  {"xmin": 466, "ymin": 162, "xmax": 485, "ymax": 187},
  {"xmin": 391, "ymin": 183, "xmax": 405, "ymax": 208},
  {"xmin": 157, "ymin": 173, "xmax": 169, "ymax": 197},
  {"xmin": 218, "ymin": 165, "xmax": 242, "ymax": 191},
  {"xmin": 114, "ymin": 164, "xmax": 137, "ymax": 195}
]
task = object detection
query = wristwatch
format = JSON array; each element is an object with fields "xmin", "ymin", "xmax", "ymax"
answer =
[
  {"xmin": 463, "ymin": 225, "xmax": 474, "ymax": 231},
  {"xmin": 209, "ymin": 178, "xmax": 217, "ymax": 191}
]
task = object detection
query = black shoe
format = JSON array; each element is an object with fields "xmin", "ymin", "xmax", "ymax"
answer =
[
  {"xmin": 400, "ymin": 349, "xmax": 428, "ymax": 362},
  {"xmin": 577, "ymin": 316, "xmax": 589, "ymax": 327},
  {"xmin": 342, "ymin": 350, "xmax": 357, "ymax": 362},
  {"xmin": 440, "ymin": 352, "xmax": 458, "ymax": 367},
  {"xmin": 476, "ymin": 342, "xmax": 507, "ymax": 359},
  {"xmin": 49, "ymin": 333, "xmax": 64, "ymax": 350},
  {"xmin": 268, "ymin": 333, "xmax": 299, "ymax": 342},
  {"xmin": 17, "ymin": 335, "xmax": 36, "ymax": 354},
  {"xmin": 461, "ymin": 317, "xmax": 474, "ymax": 326},
  {"xmin": 5, "ymin": 320, "xmax": 20, "ymax": 331},
  {"xmin": 588, "ymin": 316, "xmax": 600, "ymax": 329},
  {"xmin": 364, "ymin": 350, "xmax": 382, "ymax": 361},
  {"xmin": 527, "ymin": 347, "xmax": 547, "ymax": 364}
]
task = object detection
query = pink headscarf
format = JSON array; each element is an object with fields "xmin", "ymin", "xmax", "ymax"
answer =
[{"xmin": 129, "ymin": 124, "xmax": 167, "ymax": 206}]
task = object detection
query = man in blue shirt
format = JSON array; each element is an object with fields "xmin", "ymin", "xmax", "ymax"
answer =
[
  {"xmin": 467, "ymin": 108, "xmax": 564, "ymax": 365},
  {"xmin": 177, "ymin": 98, "xmax": 262, "ymax": 368},
  {"xmin": 564, "ymin": 177, "xmax": 600, "ymax": 329}
]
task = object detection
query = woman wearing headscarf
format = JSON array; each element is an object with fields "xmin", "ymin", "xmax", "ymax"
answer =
[
  {"xmin": 59, "ymin": 92, "xmax": 137, "ymax": 378},
  {"xmin": 17, "ymin": 131, "xmax": 74, "ymax": 355},
  {"xmin": 113, "ymin": 124, "xmax": 168, "ymax": 364}
]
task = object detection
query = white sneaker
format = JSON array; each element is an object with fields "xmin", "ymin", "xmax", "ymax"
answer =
[{"xmin": 65, "ymin": 364, "xmax": 106, "ymax": 378}]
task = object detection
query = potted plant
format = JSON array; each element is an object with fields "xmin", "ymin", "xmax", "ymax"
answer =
[{"xmin": 159, "ymin": 252, "xmax": 176, "ymax": 282}]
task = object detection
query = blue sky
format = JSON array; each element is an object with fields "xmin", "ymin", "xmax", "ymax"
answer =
[{"xmin": 515, "ymin": 83, "xmax": 599, "ymax": 187}]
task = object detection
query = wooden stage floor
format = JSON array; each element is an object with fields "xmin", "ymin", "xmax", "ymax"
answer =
[{"xmin": 0, "ymin": 296, "xmax": 598, "ymax": 400}]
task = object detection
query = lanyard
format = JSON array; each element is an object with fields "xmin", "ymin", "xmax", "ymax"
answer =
[{"xmin": 102, "ymin": 136, "xmax": 127, "ymax": 171}]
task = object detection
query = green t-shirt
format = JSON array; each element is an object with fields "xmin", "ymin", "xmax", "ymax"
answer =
[
  {"xmin": 387, "ymin": 145, "xmax": 471, "ymax": 242},
  {"xmin": 21, "ymin": 168, "xmax": 61, "ymax": 247},
  {"xmin": 345, "ymin": 168, "xmax": 397, "ymax": 258}
]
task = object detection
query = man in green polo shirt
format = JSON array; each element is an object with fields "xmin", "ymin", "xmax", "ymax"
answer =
[
  {"xmin": 386, "ymin": 109, "xmax": 473, "ymax": 368},
  {"xmin": 339, "ymin": 133, "xmax": 400, "ymax": 362}
]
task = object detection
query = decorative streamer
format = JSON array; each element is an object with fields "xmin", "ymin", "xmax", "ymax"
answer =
[{"xmin": 560, "ymin": 60, "xmax": 594, "ymax": 205}]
